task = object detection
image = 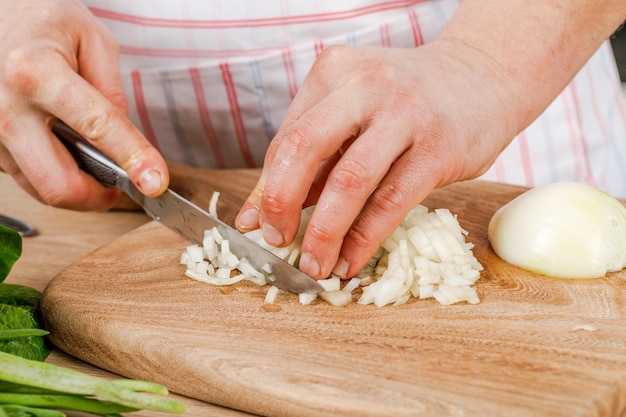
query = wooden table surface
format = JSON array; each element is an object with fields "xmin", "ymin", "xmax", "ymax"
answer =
[{"xmin": 0, "ymin": 172, "xmax": 253, "ymax": 417}]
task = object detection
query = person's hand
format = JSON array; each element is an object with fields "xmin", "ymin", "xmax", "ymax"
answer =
[
  {"xmin": 236, "ymin": 41, "xmax": 518, "ymax": 279},
  {"xmin": 236, "ymin": 0, "xmax": 626, "ymax": 281},
  {"xmin": 0, "ymin": 0, "xmax": 168, "ymax": 211}
]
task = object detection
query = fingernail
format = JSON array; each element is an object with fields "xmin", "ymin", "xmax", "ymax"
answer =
[
  {"xmin": 262, "ymin": 222, "xmax": 284, "ymax": 247},
  {"xmin": 236, "ymin": 208, "xmax": 260, "ymax": 231},
  {"xmin": 332, "ymin": 257, "xmax": 349, "ymax": 278},
  {"xmin": 299, "ymin": 252, "xmax": 321, "ymax": 277},
  {"xmin": 138, "ymin": 169, "xmax": 163, "ymax": 195}
]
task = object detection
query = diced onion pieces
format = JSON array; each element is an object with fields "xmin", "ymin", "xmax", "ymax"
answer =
[
  {"xmin": 298, "ymin": 292, "xmax": 318, "ymax": 305},
  {"xmin": 356, "ymin": 206, "xmax": 483, "ymax": 306},
  {"xmin": 316, "ymin": 277, "xmax": 360, "ymax": 307},
  {"xmin": 181, "ymin": 193, "xmax": 482, "ymax": 307},
  {"xmin": 317, "ymin": 276, "xmax": 341, "ymax": 292},
  {"xmin": 319, "ymin": 290, "xmax": 352, "ymax": 307},
  {"xmin": 264, "ymin": 286, "xmax": 279, "ymax": 304},
  {"xmin": 571, "ymin": 324, "xmax": 598, "ymax": 332},
  {"xmin": 181, "ymin": 199, "xmax": 269, "ymax": 288},
  {"xmin": 208, "ymin": 191, "xmax": 220, "ymax": 218}
]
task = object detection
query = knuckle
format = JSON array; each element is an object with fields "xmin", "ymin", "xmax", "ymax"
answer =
[
  {"xmin": 76, "ymin": 111, "xmax": 116, "ymax": 143},
  {"xmin": 356, "ymin": 61, "xmax": 393, "ymax": 86},
  {"xmin": 260, "ymin": 175, "xmax": 302, "ymax": 219},
  {"xmin": 329, "ymin": 158, "xmax": 370, "ymax": 193},
  {"xmin": 343, "ymin": 221, "xmax": 388, "ymax": 277},
  {"xmin": 281, "ymin": 123, "xmax": 317, "ymax": 154},
  {"xmin": 2, "ymin": 48, "xmax": 42, "ymax": 95},
  {"xmin": 369, "ymin": 182, "xmax": 406, "ymax": 214},
  {"xmin": 305, "ymin": 220, "xmax": 336, "ymax": 245},
  {"xmin": 261, "ymin": 190, "xmax": 292, "ymax": 218},
  {"xmin": 345, "ymin": 222, "xmax": 379, "ymax": 253},
  {"xmin": 99, "ymin": 25, "xmax": 120, "ymax": 50},
  {"xmin": 315, "ymin": 44, "xmax": 348, "ymax": 65}
]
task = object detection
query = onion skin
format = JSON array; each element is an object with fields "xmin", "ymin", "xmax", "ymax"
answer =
[{"xmin": 488, "ymin": 182, "xmax": 626, "ymax": 279}]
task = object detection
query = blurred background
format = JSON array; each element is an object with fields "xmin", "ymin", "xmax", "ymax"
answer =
[{"xmin": 611, "ymin": 26, "xmax": 626, "ymax": 101}]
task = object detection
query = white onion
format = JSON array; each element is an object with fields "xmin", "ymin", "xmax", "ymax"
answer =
[
  {"xmin": 317, "ymin": 277, "xmax": 341, "ymax": 292},
  {"xmin": 356, "ymin": 206, "xmax": 483, "ymax": 307},
  {"xmin": 185, "ymin": 269, "xmax": 246, "ymax": 286},
  {"xmin": 488, "ymin": 182, "xmax": 626, "ymax": 279},
  {"xmin": 342, "ymin": 277, "xmax": 361, "ymax": 293},
  {"xmin": 208, "ymin": 191, "xmax": 220, "ymax": 218},
  {"xmin": 571, "ymin": 324, "xmax": 598, "ymax": 332},
  {"xmin": 298, "ymin": 292, "xmax": 318, "ymax": 305},
  {"xmin": 264, "ymin": 286, "xmax": 279, "ymax": 304},
  {"xmin": 181, "ymin": 193, "xmax": 483, "ymax": 307},
  {"xmin": 319, "ymin": 290, "xmax": 353, "ymax": 307}
]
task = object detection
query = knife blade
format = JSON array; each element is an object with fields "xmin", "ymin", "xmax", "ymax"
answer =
[{"xmin": 53, "ymin": 121, "xmax": 323, "ymax": 295}]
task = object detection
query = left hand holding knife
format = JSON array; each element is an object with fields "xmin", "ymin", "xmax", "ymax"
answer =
[{"xmin": 0, "ymin": 0, "xmax": 168, "ymax": 211}]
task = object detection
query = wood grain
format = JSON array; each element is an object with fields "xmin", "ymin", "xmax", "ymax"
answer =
[{"xmin": 40, "ymin": 173, "xmax": 626, "ymax": 417}]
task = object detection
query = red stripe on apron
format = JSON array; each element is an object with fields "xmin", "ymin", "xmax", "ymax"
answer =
[
  {"xmin": 189, "ymin": 67, "xmax": 226, "ymax": 169},
  {"xmin": 408, "ymin": 10, "xmax": 424, "ymax": 46},
  {"xmin": 130, "ymin": 70, "xmax": 158, "ymax": 149},
  {"xmin": 89, "ymin": 1, "xmax": 429, "ymax": 29},
  {"xmin": 282, "ymin": 48, "xmax": 299, "ymax": 100},
  {"xmin": 219, "ymin": 62, "xmax": 256, "ymax": 168},
  {"xmin": 379, "ymin": 23, "xmax": 392, "ymax": 47}
]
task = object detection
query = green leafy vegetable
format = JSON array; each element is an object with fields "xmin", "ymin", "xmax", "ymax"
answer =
[
  {"xmin": 1, "ymin": 404, "xmax": 66, "ymax": 417},
  {"xmin": 0, "ymin": 330, "xmax": 49, "ymax": 341},
  {"xmin": 0, "ymin": 305, "xmax": 50, "ymax": 361},
  {"xmin": 0, "ymin": 224, "xmax": 51, "ymax": 362},
  {"xmin": 0, "ymin": 393, "xmax": 136, "ymax": 415},
  {"xmin": 0, "ymin": 284, "xmax": 42, "ymax": 311},
  {"xmin": 0, "ymin": 224, "xmax": 185, "ymax": 416},
  {"xmin": 0, "ymin": 225, "xmax": 21, "ymax": 285},
  {"xmin": 0, "ymin": 352, "xmax": 185, "ymax": 416}
]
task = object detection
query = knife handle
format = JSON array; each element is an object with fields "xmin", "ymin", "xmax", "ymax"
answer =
[{"xmin": 52, "ymin": 121, "xmax": 130, "ymax": 191}]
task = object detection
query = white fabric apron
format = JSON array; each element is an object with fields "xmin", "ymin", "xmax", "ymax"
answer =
[{"xmin": 84, "ymin": 0, "xmax": 626, "ymax": 196}]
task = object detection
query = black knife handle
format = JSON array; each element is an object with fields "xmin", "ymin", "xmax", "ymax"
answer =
[{"xmin": 52, "ymin": 121, "xmax": 128, "ymax": 189}]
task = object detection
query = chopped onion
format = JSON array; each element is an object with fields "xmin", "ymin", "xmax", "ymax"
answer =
[
  {"xmin": 185, "ymin": 269, "xmax": 246, "ymax": 286},
  {"xmin": 488, "ymin": 182, "xmax": 626, "ymax": 278},
  {"xmin": 571, "ymin": 324, "xmax": 598, "ymax": 332},
  {"xmin": 264, "ymin": 286, "xmax": 279, "ymax": 304},
  {"xmin": 208, "ymin": 191, "xmax": 220, "ymax": 218},
  {"xmin": 181, "ymin": 192, "xmax": 483, "ymax": 307},
  {"xmin": 319, "ymin": 290, "xmax": 352, "ymax": 307},
  {"xmin": 317, "ymin": 276, "xmax": 341, "ymax": 292},
  {"xmin": 356, "ymin": 206, "xmax": 483, "ymax": 307},
  {"xmin": 298, "ymin": 292, "xmax": 318, "ymax": 305},
  {"xmin": 342, "ymin": 277, "xmax": 361, "ymax": 293}
]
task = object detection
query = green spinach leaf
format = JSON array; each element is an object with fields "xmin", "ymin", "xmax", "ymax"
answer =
[
  {"xmin": 0, "ymin": 284, "xmax": 41, "ymax": 311},
  {"xmin": 0, "ymin": 225, "xmax": 50, "ymax": 361},
  {"xmin": 0, "ymin": 225, "xmax": 21, "ymax": 284},
  {"xmin": 0, "ymin": 305, "xmax": 51, "ymax": 361}
]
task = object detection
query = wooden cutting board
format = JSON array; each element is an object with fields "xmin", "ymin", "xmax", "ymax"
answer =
[{"xmin": 40, "ymin": 168, "xmax": 626, "ymax": 417}]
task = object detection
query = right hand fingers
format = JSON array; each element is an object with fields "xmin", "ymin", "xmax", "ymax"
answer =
[{"xmin": 0, "ymin": 1, "xmax": 169, "ymax": 210}]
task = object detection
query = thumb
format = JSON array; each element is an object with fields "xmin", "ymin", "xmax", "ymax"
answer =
[{"xmin": 235, "ymin": 172, "xmax": 266, "ymax": 232}]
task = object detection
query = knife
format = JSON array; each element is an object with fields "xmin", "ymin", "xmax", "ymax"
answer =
[
  {"xmin": 52, "ymin": 121, "xmax": 323, "ymax": 295},
  {"xmin": 0, "ymin": 214, "xmax": 36, "ymax": 237}
]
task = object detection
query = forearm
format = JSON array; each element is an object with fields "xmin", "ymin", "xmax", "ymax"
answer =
[{"xmin": 436, "ymin": 0, "xmax": 626, "ymax": 135}]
